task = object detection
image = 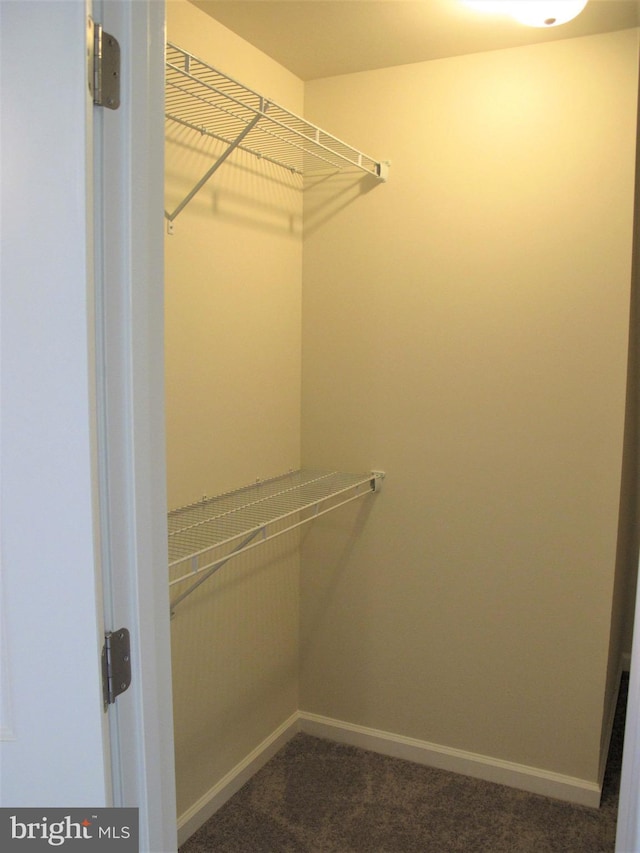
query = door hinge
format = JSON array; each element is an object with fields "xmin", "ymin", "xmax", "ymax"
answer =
[
  {"xmin": 102, "ymin": 628, "xmax": 132, "ymax": 711},
  {"xmin": 87, "ymin": 17, "xmax": 120, "ymax": 110}
]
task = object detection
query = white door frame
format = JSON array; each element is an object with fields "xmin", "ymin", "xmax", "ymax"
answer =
[{"xmin": 95, "ymin": 1, "xmax": 177, "ymax": 850}]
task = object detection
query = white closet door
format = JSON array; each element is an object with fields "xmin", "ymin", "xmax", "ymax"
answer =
[{"xmin": 0, "ymin": 0, "xmax": 111, "ymax": 807}]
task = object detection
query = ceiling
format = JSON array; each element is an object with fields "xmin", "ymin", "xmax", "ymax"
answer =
[{"xmin": 189, "ymin": 0, "xmax": 639, "ymax": 80}]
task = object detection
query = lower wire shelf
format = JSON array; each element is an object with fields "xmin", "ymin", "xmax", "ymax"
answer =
[{"xmin": 168, "ymin": 468, "xmax": 384, "ymax": 613}]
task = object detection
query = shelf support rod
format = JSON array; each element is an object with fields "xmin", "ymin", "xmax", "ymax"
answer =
[
  {"xmin": 165, "ymin": 113, "xmax": 262, "ymax": 222},
  {"xmin": 170, "ymin": 528, "xmax": 261, "ymax": 616}
]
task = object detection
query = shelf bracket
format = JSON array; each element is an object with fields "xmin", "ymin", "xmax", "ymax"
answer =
[
  {"xmin": 371, "ymin": 470, "xmax": 386, "ymax": 491},
  {"xmin": 170, "ymin": 529, "xmax": 260, "ymax": 616},
  {"xmin": 377, "ymin": 162, "xmax": 391, "ymax": 182},
  {"xmin": 165, "ymin": 114, "xmax": 262, "ymax": 222}
]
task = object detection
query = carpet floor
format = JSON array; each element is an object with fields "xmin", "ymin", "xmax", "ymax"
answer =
[{"xmin": 180, "ymin": 675, "xmax": 628, "ymax": 852}]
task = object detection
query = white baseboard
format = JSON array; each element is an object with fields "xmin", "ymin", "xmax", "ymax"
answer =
[
  {"xmin": 298, "ymin": 711, "xmax": 602, "ymax": 808},
  {"xmin": 176, "ymin": 713, "xmax": 300, "ymax": 847},
  {"xmin": 178, "ymin": 705, "xmax": 605, "ymax": 845}
]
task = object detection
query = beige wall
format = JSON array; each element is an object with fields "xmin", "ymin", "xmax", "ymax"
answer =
[
  {"xmin": 165, "ymin": 0, "xmax": 303, "ymax": 817},
  {"xmin": 165, "ymin": 0, "xmax": 304, "ymax": 507},
  {"xmin": 300, "ymin": 30, "xmax": 638, "ymax": 784}
]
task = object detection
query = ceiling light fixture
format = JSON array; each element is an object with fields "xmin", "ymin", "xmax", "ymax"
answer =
[{"xmin": 463, "ymin": 0, "xmax": 589, "ymax": 28}]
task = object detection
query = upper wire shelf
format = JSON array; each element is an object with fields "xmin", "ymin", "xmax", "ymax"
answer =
[
  {"xmin": 165, "ymin": 42, "xmax": 389, "ymax": 220},
  {"xmin": 168, "ymin": 468, "xmax": 384, "ymax": 612}
]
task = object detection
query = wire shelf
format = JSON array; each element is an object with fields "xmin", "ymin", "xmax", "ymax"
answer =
[
  {"xmin": 165, "ymin": 42, "xmax": 387, "ymax": 220},
  {"xmin": 168, "ymin": 469, "xmax": 383, "ymax": 611}
]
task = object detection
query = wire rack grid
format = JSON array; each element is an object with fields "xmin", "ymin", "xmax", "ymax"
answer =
[
  {"xmin": 165, "ymin": 43, "xmax": 383, "ymax": 180},
  {"xmin": 168, "ymin": 469, "xmax": 379, "ymax": 594}
]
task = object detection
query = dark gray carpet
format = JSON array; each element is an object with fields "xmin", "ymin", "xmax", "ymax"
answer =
[{"xmin": 180, "ymin": 675, "xmax": 627, "ymax": 852}]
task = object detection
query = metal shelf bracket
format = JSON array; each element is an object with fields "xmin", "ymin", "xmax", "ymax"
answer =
[{"xmin": 165, "ymin": 113, "xmax": 261, "ymax": 222}]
